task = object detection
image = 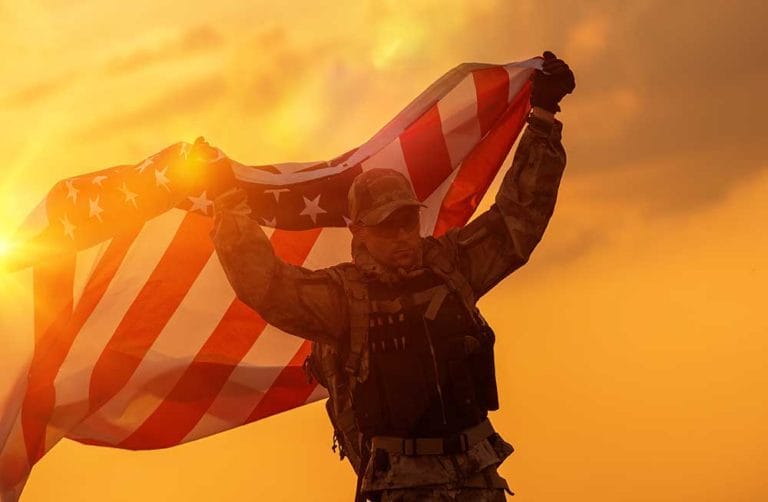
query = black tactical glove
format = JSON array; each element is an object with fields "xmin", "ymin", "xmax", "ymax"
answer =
[{"xmin": 530, "ymin": 51, "xmax": 575, "ymax": 113}]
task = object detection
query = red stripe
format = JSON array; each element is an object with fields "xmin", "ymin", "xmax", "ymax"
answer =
[
  {"xmin": 66, "ymin": 436, "xmax": 112, "ymax": 448},
  {"xmin": 87, "ymin": 212, "xmax": 214, "ymax": 413},
  {"xmin": 245, "ymin": 340, "xmax": 317, "ymax": 423},
  {"xmin": 268, "ymin": 227, "xmax": 323, "ymax": 264},
  {"xmin": 18, "ymin": 228, "xmax": 140, "ymax": 483},
  {"xmin": 20, "ymin": 254, "xmax": 74, "ymax": 466},
  {"xmin": 474, "ymin": 67, "xmax": 511, "ymax": 137},
  {"xmin": 433, "ymin": 80, "xmax": 532, "ymax": 236},
  {"xmin": 400, "ymin": 104, "xmax": 454, "ymax": 200},
  {"xmin": 117, "ymin": 227, "xmax": 322, "ymax": 449}
]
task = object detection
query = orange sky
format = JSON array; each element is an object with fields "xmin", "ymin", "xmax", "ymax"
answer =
[{"xmin": 1, "ymin": 1, "xmax": 767, "ymax": 500}]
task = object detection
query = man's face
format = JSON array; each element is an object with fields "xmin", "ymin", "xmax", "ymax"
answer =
[{"xmin": 357, "ymin": 206, "xmax": 422, "ymax": 270}]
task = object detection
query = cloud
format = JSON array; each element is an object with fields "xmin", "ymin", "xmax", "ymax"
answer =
[
  {"xmin": 1, "ymin": 72, "xmax": 79, "ymax": 106},
  {"xmin": 1, "ymin": 26, "xmax": 223, "ymax": 108},
  {"xmin": 102, "ymin": 26, "xmax": 224, "ymax": 76},
  {"xmin": 533, "ymin": 0, "xmax": 768, "ymax": 217},
  {"xmin": 533, "ymin": 224, "xmax": 604, "ymax": 269},
  {"xmin": 566, "ymin": 13, "xmax": 610, "ymax": 66},
  {"xmin": 578, "ymin": 141, "xmax": 766, "ymax": 216},
  {"xmin": 73, "ymin": 75, "xmax": 225, "ymax": 140}
]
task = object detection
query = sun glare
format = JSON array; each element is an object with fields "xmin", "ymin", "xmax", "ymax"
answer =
[
  {"xmin": 0, "ymin": 235, "xmax": 18, "ymax": 270},
  {"xmin": 0, "ymin": 238, "xmax": 10, "ymax": 258}
]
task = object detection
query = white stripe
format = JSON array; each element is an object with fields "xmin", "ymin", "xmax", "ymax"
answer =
[
  {"xmin": 420, "ymin": 169, "xmax": 461, "ymax": 236},
  {"xmin": 301, "ymin": 227, "xmax": 352, "ymax": 270},
  {"xmin": 263, "ymin": 160, "xmax": 326, "ymax": 175},
  {"xmin": 70, "ymin": 252, "xmax": 237, "ymax": 445},
  {"xmin": 438, "ymin": 74, "xmax": 481, "ymax": 168},
  {"xmin": 0, "ymin": 272, "xmax": 35, "ymax": 495},
  {"xmin": 233, "ymin": 161, "xmax": 353, "ymax": 186},
  {"xmin": 360, "ymin": 137, "xmax": 413, "ymax": 186},
  {"xmin": 504, "ymin": 57, "xmax": 541, "ymax": 103},
  {"xmin": 0, "ymin": 267, "xmax": 34, "ymax": 455},
  {"xmin": 0, "ymin": 414, "xmax": 30, "ymax": 500},
  {"xmin": 51, "ymin": 209, "xmax": 187, "ymax": 414},
  {"xmin": 303, "ymin": 384, "xmax": 329, "ymax": 405},
  {"xmin": 72, "ymin": 239, "xmax": 111, "ymax": 309},
  {"xmin": 14, "ymin": 198, "xmax": 48, "ymax": 243},
  {"xmin": 181, "ymin": 326, "xmax": 305, "ymax": 442}
]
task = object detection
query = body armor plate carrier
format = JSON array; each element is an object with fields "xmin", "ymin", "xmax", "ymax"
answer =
[{"xmin": 304, "ymin": 237, "xmax": 499, "ymax": 475}]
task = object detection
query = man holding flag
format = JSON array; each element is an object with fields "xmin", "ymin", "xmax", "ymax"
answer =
[
  {"xmin": 0, "ymin": 51, "xmax": 572, "ymax": 501},
  {"xmin": 211, "ymin": 51, "xmax": 574, "ymax": 501}
]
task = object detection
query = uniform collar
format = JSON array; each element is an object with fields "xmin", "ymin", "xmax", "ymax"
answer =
[{"xmin": 352, "ymin": 242, "xmax": 426, "ymax": 285}]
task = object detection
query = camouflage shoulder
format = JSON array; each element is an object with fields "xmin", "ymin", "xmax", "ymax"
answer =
[
  {"xmin": 422, "ymin": 235, "xmax": 461, "ymax": 271},
  {"xmin": 325, "ymin": 261, "xmax": 364, "ymax": 284}
]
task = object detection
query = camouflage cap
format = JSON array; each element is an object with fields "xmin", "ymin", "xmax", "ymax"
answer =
[{"xmin": 348, "ymin": 168, "xmax": 424, "ymax": 226}]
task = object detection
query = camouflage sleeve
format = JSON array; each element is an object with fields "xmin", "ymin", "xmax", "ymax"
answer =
[
  {"xmin": 210, "ymin": 189, "xmax": 346, "ymax": 346},
  {"xmin": 438, "ymin": 115, "xmax": 567, "ymax": 299}
]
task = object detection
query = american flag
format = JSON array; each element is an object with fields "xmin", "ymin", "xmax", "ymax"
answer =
[{"xmin": 0, "ymin": 58, "xmax": 540, "ymax": 501}]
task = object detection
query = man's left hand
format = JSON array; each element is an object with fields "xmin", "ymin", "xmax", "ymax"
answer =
[{"xmin": 530, "ymin": 51, "xmax": 576, "ymax": 113}]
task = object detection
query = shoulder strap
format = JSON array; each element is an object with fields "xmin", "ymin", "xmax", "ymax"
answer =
[
  {"xmin": 422, "ymin": 237, "xmax": 486, "ymax": 328},
  {"xmin": 331, "ymin": 264, "xmax": 371, "ymax": 382}
]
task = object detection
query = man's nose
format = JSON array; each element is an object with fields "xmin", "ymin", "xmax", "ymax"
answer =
[{"xmin": 395, "ymin": 226, "xmax": 417, "ymax": 240}]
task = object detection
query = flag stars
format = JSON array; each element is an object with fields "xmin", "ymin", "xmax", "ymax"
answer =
[
  {"xmin": 155, "ymin": 167, "xmax": 171, "ymax": 191},
  {"xmin": 60, "ymin": 214, "xmax": 76, "ymax": 239},
  {"xmin": 89, "ymin": 196, "xmax": 104, "ymax": 222},
  {"xmin": 119, "ymin": 182, "xmax": 139, "ymax": 208},
  {"xmin": 300, "ymin": 194, "xmax": 327, "ymax": 224},
  {"xmin": 179, "ymin": 143, "xmax": 190, "ymax": 159},
  {"xmin": 65, "ymin": 179, "xmax": 79, "ymax": 204},
  {"xmin": 187, "ymin": 190, "xmax": 213, "ymax": 215},
  {"xmin": 135, "ymin": 157, "xmax": 154, "ymax": 174},
  {"xmin": 92, "ymin": 175, "xmax": 108, "ymax": 187},
  {"xmin": 261, "ymin": 216, "xmax": 277, "ymax": 227}
]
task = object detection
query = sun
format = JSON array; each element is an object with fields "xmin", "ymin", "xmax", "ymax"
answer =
[
  {"xmin": 0, "ymin": 236, "xmax": 18, "ymax": 271},
  {"xmin": 0, "ymin": 237, "xmax": 10, "ymax": 258}
]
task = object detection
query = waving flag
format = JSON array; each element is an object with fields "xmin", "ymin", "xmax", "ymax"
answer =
[{"xmin": 0, "ymin": 58, "xmax": 540, "ymax": 501}]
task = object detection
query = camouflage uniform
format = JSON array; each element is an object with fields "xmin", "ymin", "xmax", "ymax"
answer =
[{"xmin": 211, "ymin": 114, "xmax": 567, "ymax": 500}]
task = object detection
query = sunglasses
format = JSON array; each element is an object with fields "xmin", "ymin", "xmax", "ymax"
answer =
[{"xmin": 366, "ymin": 208, "xmax": 420, "ymax": 238}]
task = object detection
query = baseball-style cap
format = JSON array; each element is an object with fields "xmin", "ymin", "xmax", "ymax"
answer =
[{"xmin": 348, "ymin": 168, "xmax": 424, "ymax": 226}]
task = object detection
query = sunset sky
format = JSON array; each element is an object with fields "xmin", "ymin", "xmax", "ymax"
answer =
[{"xmin": 1, "ymin": 1, "xmax": 767, "ymax": 500}]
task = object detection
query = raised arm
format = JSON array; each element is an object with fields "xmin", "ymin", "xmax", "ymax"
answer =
[
  {"xmin": 211, "ymin": 189, "xmax": 346, "ymax": 346},
  {"xmin": 437, "ymin": 51, "xmax": 575, "ymax": 299},
  {"xmin": 438, "ymin": 113, "xmax": 567, "ymax": 298}
]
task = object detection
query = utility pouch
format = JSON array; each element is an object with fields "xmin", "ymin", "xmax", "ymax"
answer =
[{"xmin": 471, "ymin": 324, "xmax": 499, "ymax": 411}]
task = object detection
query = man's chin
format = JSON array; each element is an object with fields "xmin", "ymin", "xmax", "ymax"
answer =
[{"xmin": 391, "ymin": 251, "xmax": 419, "ymax": 269}]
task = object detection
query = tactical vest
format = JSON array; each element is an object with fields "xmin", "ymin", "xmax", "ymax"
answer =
[{"xmin": 305, "ymin": 237, "xmax": 499, "ymax": 475}]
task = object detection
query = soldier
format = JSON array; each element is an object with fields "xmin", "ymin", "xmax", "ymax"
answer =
[{"xmin": 211, "ymin": 51, "xmax": 575, "ymax": 501}]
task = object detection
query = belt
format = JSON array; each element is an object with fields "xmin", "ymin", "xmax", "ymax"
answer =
[{"xmin": 370, "ymin": 419, "xmax": 495, "ymax": 456}]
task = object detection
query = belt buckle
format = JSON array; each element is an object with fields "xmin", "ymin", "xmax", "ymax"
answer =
[
  {"xmin": 443, "ymin": 432, "xmax": 469, "ymax": 454},
  {"xmin": 401, "ymin": 438, "xmax": 417, "ymax": 456}
]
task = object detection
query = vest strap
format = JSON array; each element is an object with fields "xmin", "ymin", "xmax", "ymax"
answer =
[
  {"xmin": 336, "ymin": 266, "xmax": 371, "ymax": 381},
  {"xmin": 422, "ymin": 238, "xmax": 481, "ymax": 327}
]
